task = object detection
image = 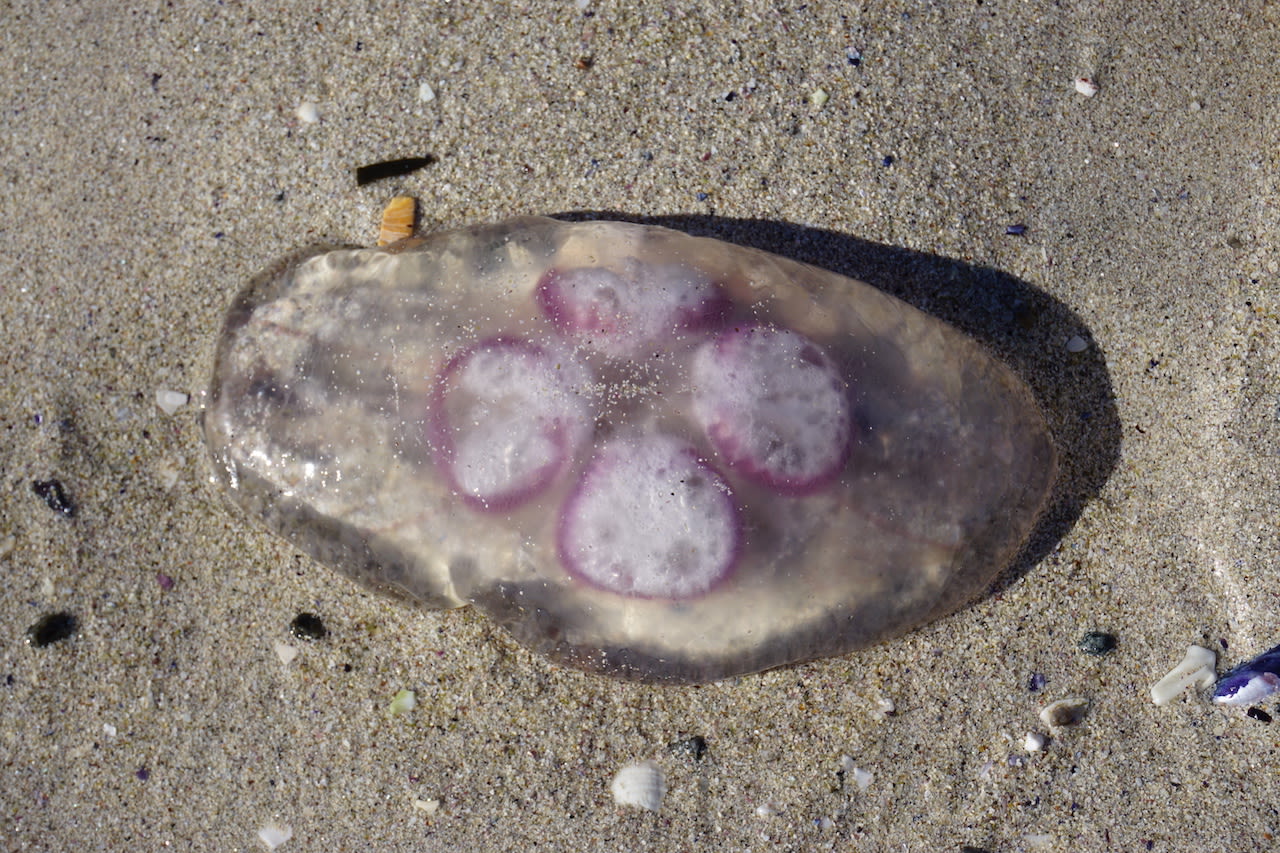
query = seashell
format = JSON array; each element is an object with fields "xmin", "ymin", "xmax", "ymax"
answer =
[
  {"xmin": 610, "ymin": 761, "xmax": 666, "ymax": 811},
  {"xmin": 377, "ymin": 196, "xmax": 417, "ymax": 246},
  {"xmin": 1150, "ymin": 644, "xmax": 1216, "ymax": 705},
  {"xmin": 204, "ymin": 217, "xmax": 1056, "ymax": 683},
  {"xmin": 1213, "ymin": 641, "xmax": 1280, "ymax": 706},
  {"xmin": 1038, "ymin": 696, "xmax": 1089, "ymax": 728}
]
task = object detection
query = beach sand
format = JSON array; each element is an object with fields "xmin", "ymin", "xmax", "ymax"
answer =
[{"xmin": 2, "ymin": 1, "xmax": 1277, "ymax": 849}]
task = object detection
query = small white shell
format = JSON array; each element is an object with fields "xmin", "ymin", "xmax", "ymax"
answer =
[
  {"xmin": 257, "ymin": 823, "xmax": 292, "ymax": 850},
  {"xmin": 610, "ymin": 761, "xmax": 666, "ymax": 811},
  {"xmin": 154, "ymin": 388, "xmax": 189, "ymax": 414}
]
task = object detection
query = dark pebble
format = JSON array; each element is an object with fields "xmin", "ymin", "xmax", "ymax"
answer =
[
  {"xmin": 1005, "ymin": 223, "xmax": 1028, "ymax": 235},
  {"xmin": 696, "ymin": 192, "xmax": 709, "ymax": 202},
  {"xmin": 135, "ymin": 766, "xmax": 150, "ymax": 781},
  {"xmin": 959, "ymin": 847, "xmax": 993, "ymax": 853},
  {"xmin": 32, "ymin": 479, "xmax": 76, "ymax": 516},
  {"xmin": 27, "ymin": 612, "xmax": 78, "ymax": 647},
  {"xmin": 290, "ymin": 612, "xmax": 328, "ymax": 641},
  {"xmin": 667, "ymin": 735, "xmax": 708, "ymax": 762},
  {"xmin": 881, "ymin": 155, "xmax": 894, "ymax": 167},
  {"xmin": 1079, "ymin": 631, "xmax": 1117, "ymax": 656},
  {"xmin": 1247, "ymin": 707, "xmax": 1272, "ymax": 723},
  {"xmin": 1027, "ymin": 672, "xmax": 1047, "ymax": 692}
]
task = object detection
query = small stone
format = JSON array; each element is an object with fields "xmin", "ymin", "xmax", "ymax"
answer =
[
  {"xmin": 1065, "ymin": 335, "xmax": 1088, "ymax": 353},
  {"xmin": 154, "ymin": 459, "xmax": 182, "ymax": 490},
  {"xmin": 289, "ymin": 612, "xmax": 328, "ymax": 641},
  {"xmin": 27, "ymin": 611, "xmax": 77, "ymax": 647},
  {"xmin": 412, "ymin": 797, "xmax": 441, "ymax": 815},
  {"xmin": 273, "ymin": 641, "xmax": 298, "ymax": 665},
  {"xmin": 809, "ymin": 88, "xmax": 829, "ymax": 109},
  {"xmin": 1247, "ymin": 707, "xmax": 1272, "ymax": 723},
  {"xmin": 32, "ymin": 479, "xmax": 75, "ymax": 517},
  {"xmin": 1074, "ymin": 77, "xmax": 1098, "ymax": 97},
  {"xmin": 1024, "ymin": 731, "xmax": 1046, "ymax": 752},
  {"xmin": 295, "ymin": 101, "xmax": 318, "ymax": 123},
  {"xmin": 1079, "ymin": 631, "xmax": 1117, "ymax": 656},
  {"xmin": 103, "ymin": 723, "xmax": 117, "ymax": 737},
  {"xmin": 418, "ymin": 82, "xmax": 436, "ymax": 102},
  {"xmin": 667, "ymin": 735, "xmax": 707, "ymax": 762},
  {"xmin": 1039, "ymin": 696, "xmax": 1090, "ymax": 728},
  {"xmin": 154, "ymin": 389, "xmax": 189, "ymax": 415},
  {"xmin": 389, "ymin": 688, "xmax": 417, "ymax": 715}
]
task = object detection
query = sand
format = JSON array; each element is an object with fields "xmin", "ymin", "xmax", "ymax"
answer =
[{"xmin": 2, "ymin": 1, "xmax": 1277, "ymax": 850}]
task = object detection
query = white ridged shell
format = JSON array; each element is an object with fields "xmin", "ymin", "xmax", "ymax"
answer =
[{"xmin": 610, "ymin": 761, "xmax": 666, "ymax": 811}]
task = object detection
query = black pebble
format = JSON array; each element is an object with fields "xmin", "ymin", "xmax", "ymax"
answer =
[
  {"xmin": 290, "ymin": 612, "xmax": 328, "ymax": 641},
  {"xmin": 27, "ymin": 612, "xmax": 78, "ymax": 647},
  {"xmin": 32, "ymin": 479, "xmax": 76, "ymax": 516},
  {"xmin": 667, "ymin": 735, "xmax": 708, "ymax": 762},
  {"xmin": 1247, "ymin": 707, "xmax": 1272, "ymax": 723},
  {"xmin": 1079, "ymin": 631, "xmax": 1117, "ymax": 656}
]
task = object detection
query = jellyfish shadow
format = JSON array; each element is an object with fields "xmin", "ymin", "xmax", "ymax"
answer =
[{"xmin": 553, "ymin": 210, "xmax": 1119, "ymax": 595}]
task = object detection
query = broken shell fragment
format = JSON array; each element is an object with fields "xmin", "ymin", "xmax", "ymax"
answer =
[
  {"xmin": 1151, "ymin": 644, "xmax": 1217, "ymax": 705},
  {"xmin": 205, "ymin": 216, "xmax": 1057, "ymax": 682},
  {"xmin": 1213, "ymin": 641, "xmax": 1280, "ymax": 706},
  {"xmin": 377, "ymin": 196, "xmax": 417, "ymax": 246},
  {"xmin": 1039, "ymin": 696, "xmax": 1090, "ymax": 728}
]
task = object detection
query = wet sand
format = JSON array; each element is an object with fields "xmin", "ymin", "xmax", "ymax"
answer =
[{"xmin": 2, "ymin": 2, "xmax": 1277, "ymax": 850}]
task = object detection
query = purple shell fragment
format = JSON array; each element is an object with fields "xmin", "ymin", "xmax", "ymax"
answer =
[
  {"xmin": 1213, "ymin": 642, "xmax": 1280, "ymax": 706},
  {"xmin": 205, "ymin": 216, "xmax": 1057, "ymax": 682}
]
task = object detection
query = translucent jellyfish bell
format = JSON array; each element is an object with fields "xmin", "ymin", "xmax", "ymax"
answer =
[{"xmin": 205, "ymin": 217, "xmax": 1057, "ymax": 683}]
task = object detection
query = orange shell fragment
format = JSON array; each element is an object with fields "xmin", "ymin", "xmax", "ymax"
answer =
[{"xmin": 377, "ymin": 196, "xmax": 417, "ymax": 246}]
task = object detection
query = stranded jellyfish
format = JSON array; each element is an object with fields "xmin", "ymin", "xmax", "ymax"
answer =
[{"xmin": 205, "ymin": 217, "xmax": 1056, "ymax": 683}]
